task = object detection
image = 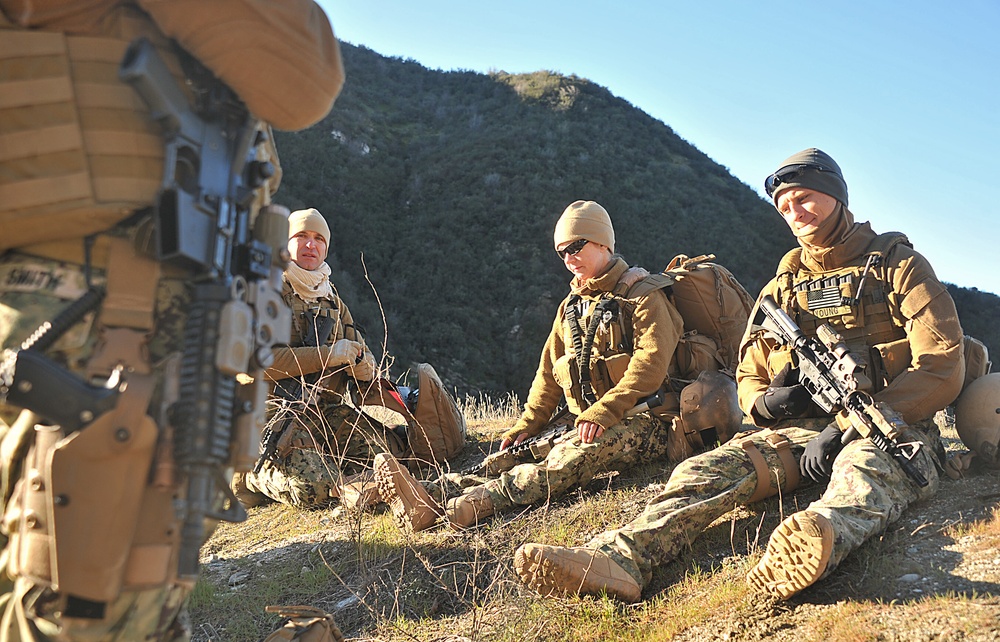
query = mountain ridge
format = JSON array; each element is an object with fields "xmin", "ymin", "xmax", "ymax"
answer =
[{"xmin": 273, "ymin": 43, "xmax": 998, "ymax": 395}]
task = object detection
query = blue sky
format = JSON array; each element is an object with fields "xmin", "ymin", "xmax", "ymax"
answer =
[{"xmin": 319, "ymin": 1, "xmax": 999, "ymax": 295}]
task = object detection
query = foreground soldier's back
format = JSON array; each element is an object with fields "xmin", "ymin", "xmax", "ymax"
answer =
[
  {"xmin": 514, "ymin": 148, "xmax": 964, "ymax": 602},
  {"xmin": 0, "ymin": 1, "xmax": 342, "ymax": 639}
]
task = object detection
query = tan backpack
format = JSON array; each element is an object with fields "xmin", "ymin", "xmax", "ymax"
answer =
[
  {"xmin": 357, "ymin": 363, "xmax": 466, "ymax": 467},
  {"xmin": 625, "ymin": 254, "xmax": 755, "ymax": 378}
]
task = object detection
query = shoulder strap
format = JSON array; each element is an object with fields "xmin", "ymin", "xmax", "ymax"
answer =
[
  {"xmin": 623, "ymin": 272, "xmax": 676, "ymax": 299},
  {"xmin": 866, "ymin": 231, "xmax": 911, "ymax": 258},
  {"xmin": 776, "ymin": 247, "xmax": 803, "ymax": 277}
]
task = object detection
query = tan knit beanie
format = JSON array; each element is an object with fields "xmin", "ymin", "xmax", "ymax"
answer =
[
  {"xmin": 288, "ymin": 208, "xmax": 332, "ymax": 259},
  {"xmin": 553, "ymin": 200, "xmax": 615, "ymax": 252}
]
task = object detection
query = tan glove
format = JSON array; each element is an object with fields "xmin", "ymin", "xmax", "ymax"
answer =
[
  {"xmin": 944, "ymin": 450, "xmax": 977, "ymax": 480},
  {"xmin": 349, "ymin": 350, "xmax": 377, "ymax": 381},
  {"xmin": 329, "ymin": 339, "xmax": 363, "ymax": 367}
]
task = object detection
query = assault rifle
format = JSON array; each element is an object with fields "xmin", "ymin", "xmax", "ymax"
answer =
[
  {"xmin": 255, "ymin": 312, "xmax": 336, "ymax": 473},
  {"xmin": 464, "ymin": 391, "xmax": 665, "ymax": 476},
  {"xmin": 758, "ymin": 295, "xmax": 927, "ymax": 487},
  {"xmin": 121, "ymin": 38, "xmax": 292, "ymax": 581}
]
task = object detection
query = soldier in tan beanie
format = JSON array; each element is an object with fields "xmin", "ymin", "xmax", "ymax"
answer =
[
  {"xmin": 375, "ymin": 199, "xmax": 720, "ymax": 537},
  {"xmin": 235, "ymin": 207, "xmax": 400, "ymax": 511},
  {"xmin": 513, "ymin": 148, "xmax": 964, "ymax": 605}
]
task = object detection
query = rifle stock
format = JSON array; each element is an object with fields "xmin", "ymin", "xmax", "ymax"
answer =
[{"xmin": 758, "ymin": 295, "xmax": 927, "ymax": 487}]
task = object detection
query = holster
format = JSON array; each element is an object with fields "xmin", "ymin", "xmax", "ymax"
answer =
[{"xmin": 5, "ymin": 374, "xmax": 158, "ymax": 602}]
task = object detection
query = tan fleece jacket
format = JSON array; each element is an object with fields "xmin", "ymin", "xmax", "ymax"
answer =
[
  {"xmin": 505, "ymin": 257, "xmax": 683, "ymax": 440},
  {"xmin": 737, "ymin": 221, "xmax": 965, "ymax": 426}
]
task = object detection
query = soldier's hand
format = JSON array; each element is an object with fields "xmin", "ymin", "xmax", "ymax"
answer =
[
  {"xmin": 329, "ymin": 339, "xmax": 363, "ymax": 366},
  {"xmin": 500, "ymin": 432, "xmax": 530, "ymax": 450},
  {"xmin": 945, "ymin": 450, "xmax": 977, "ymax": 480},
  {"xmin": 578, "ymin": 420, "xmax": 604, "ymax": 444},
  {"xmin": 800, "ymin": 423, "xmax": 845, "ymax": 482},
  {"xmin": 349, "ymin": 350, "xmax": 377, "ymax": 381}
]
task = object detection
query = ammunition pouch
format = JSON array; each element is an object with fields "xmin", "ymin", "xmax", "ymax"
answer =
[
  {"xmin": 552, "ymin": 354, "xmax": 584, "ymax": 415},
  {"xmin": 739, "ymin": 429, "xmax": 800, "ymax": 503}
]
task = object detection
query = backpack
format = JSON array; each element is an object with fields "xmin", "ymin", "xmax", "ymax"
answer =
[
  {"xmin": 408, "ymin": 363, "xmax": 467, "ymax": 465},
  {"xmin": 356, "ymin": 363, "xmax": 466, "ymax": 467},
  {"xmin": 624, "ymin": 254, "xmax": 755, "ymax": 378}
]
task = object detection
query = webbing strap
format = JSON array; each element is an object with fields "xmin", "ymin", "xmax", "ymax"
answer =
[
  {"xmin": 741, "ymin": 429, "xmax": 800, "ymax": 503},
  {"xmin": 85, "ymin": 236, "xmax": 160, "ymax": 378}
]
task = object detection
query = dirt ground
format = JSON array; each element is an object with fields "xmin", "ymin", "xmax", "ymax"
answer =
[{"xmin": 196, "ymin": 420, "xmax": 1000, "ymax": 641}]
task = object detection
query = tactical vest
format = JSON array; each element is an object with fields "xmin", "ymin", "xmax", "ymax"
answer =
[
  {"xmin": 280, "ymin": 282, "xmax": 360, "ymax": 401},
  {"xmin": 0, "ymin": 9, "xmax": 182, "ymax": 253},
  {"xmin": 556, "ymin": 270, "xmax": 679, "ymax": 415},
  {"xmin": 772, "ymin": 232, "xmax": 911, "ymax": 392}
]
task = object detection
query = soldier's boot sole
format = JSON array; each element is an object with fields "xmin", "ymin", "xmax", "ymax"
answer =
[
  {"xmin": 373, "ymin": 453, "xmax": 443, "ymax": 532},
  {"xmin": 513, "ymin": 543, "xmax": 642, "ymax": 603},
  {"xmin": 747, "ymin": 510, "xmax": 834, "ymax": 599}
]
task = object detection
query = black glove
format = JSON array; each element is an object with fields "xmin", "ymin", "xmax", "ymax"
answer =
[
  {"xmin": 754, "ymin": 364, "xmax": 812, "ymax": 421},
  {"xmin": 756, "ymin": 384, "xmax": 813, "ymax": 420},
  {"xmin": 800, "ymin": 424, "xmax": 845, "ymax": 483}
]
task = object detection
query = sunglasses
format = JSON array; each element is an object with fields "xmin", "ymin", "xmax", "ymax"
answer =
[
  {"xmin": 764, "ymin": 164, "xmax": 837, "ymax": 198},
  {"xmin": 556, "ymin": 238, "xmax": 589, "ymax": 259}
]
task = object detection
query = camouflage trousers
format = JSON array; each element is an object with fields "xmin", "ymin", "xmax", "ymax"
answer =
[
  {"xmin": 244, "ymin": 402, "xmax": 405, "ymax": 508},
  {"xmin": 589, "ymin": 418, "xmax": 941, "ymax": 588},
  {"xmin": 0, "ymin": 251, "xmax": 193, "ymax": 641},
  {"xmin": 433, "ymin": 412, "xmax": 673, "ymax": 513},
  {"xmin": 0, "ymin": 578, "xmax": 189, "ymax": 642}
]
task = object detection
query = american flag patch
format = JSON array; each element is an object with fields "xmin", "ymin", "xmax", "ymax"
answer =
[{"xmin": 807, "ymin": 286, "xmax": 843, "ymax": 310}]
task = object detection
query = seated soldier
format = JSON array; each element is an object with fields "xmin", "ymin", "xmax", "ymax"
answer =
[
  {"xmin": 512, "ymin": 148, "xmax": 965, "ymax": 603},
  {"xmin": 374, "ymin": 200, "xmax": 741, "ymax": 532},
  {"xmin": 234, "ymin": 207, "xmax": 463, "ymax": 509}
]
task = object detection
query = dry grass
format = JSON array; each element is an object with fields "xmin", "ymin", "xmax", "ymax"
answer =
[{"xmin": 190, "ymin": 402, "xmax": 1000, "ymax": 641}]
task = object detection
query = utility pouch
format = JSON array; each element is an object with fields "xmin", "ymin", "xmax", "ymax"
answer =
[
  {"xmin": 552, "ymin": 354, "xmax": 584, "ymax": 414},
  {"xmin": 961, "ymin": 335, "xmax": 991, "ymax": 391},
  {"xmin": 8, "ymin": 374, "xmax": 157, "ymax": 603},
  {"xmin": 872, "ymin": 337, "xmax": 912, "ymax": 389},
  {"xmin": 674, "ymin": 331, "xmax": 723, "ymax": 380},
  {"xmin": 264, "ymin": 606, "xmax": 345, "ymax": 642},
  {"xmin": 601, "ymin": 353, "xmax": 631, "ymax": 388}
]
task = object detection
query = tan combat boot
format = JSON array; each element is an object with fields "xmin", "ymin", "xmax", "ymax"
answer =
[
  {"xmin": 513, "ymin": 543, "xmax": 642, "ymax": 602},
  {"xmin": 746, "ymin": 510, "xmax": 834, "ymax": 599},
  {"xmin": 373, "ymin": 453, "xmax": 442, "ymax": 532},
  {"xmin": 338, "ymin": 470, "xmax": 382, "ymax": 511},
  {"xmin": 445, "ymin": 486, "xmax": 495, "ymax": 529}
]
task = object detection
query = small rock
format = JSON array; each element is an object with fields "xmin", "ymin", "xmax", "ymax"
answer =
[
  {"xmin": 335, "ymin": 595, "xmax": 359, "ymax": 610},
  {"xmin": 228, "ymin": 571, "xmax": 251, "ymax": 586},
  {"xmin": 331, "ymin": 506, "xmax": 346, "ymax": 519},
  {"xmin": 898, "ymin": 573, "xmax": 920, "ymax": 583}
]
